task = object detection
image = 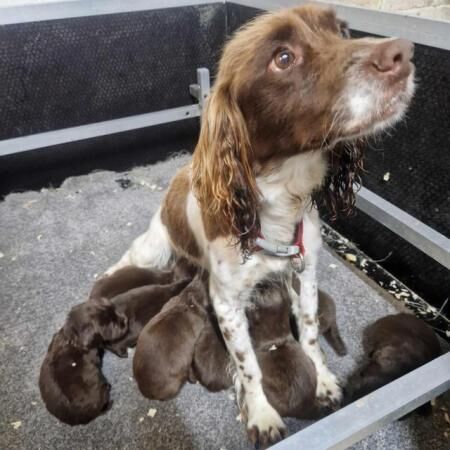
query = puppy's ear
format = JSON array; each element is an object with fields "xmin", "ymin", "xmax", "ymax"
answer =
[
  {"xmin": 63, "ymin": 321, "xmax": 97, "ymax": 349},
  {"xmin": 91, "ymin": 299, "xmax": 128, "ymax": 343},
  {"xmin": 101, "ymin": 311, "xmax": 128, "ymax": 342},
  {"xmin": 191, "ymin": 85, "xmax": 260, "ymax": 255}
]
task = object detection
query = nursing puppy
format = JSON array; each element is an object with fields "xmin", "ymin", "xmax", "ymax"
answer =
[
  {"xmin": 290, "ymin": 283, "xmax": 347, "ymax": 356},
  {"xmin": 39, "ymin": 331, "xmax": 111, "ymax": 425},
  {"xmin": 89, "ymin": 258, "xmax": 196, "ymax": 299},
  {"xmin": 346, "ymin": 313, "xmax": 441, "ymax": 401},
  {"xmin": 318, "ymin": 290, "xmax": 347, "ymax": 356},
  {"xmin": 65, "ymin": 279, "xmax": 191, "ymax": 357},
  {"xmin": 133, "ymin": 275, "xmax": 209, "ymax": 400},
  {"xmin": 105, "ymin": 278, "xmax": 192, "ymax": 356},
  {"xmin": 246, "ymin": 282, "xmax": 319, "ymax": 421},
  {"xmin": 89, "ymin": 266, "xmax": 175, "ymax": 299},
  {"xmin": 193, "ymin": 287, "xmax": 345, "ymax": 418},
  {"xmin": 63, "ymin": 296, "xmax": 129, "ymax": 350}
]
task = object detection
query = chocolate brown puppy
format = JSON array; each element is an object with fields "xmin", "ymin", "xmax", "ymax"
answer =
[
  {"xmin": 89, "ymin": 258, "xmax": 196, "ymax": 299},
  {"xmin": 65, "ymin": 279, "xmax": 191, "ymax": 357},
  {"xmin": 192, "ymin": 282, "xmax": 320, "ymax": 419},
  {"xmin": 248, "ymin": 283, "xmax": 319, "ymax": 419},
  {"xmin": 133, "ymin": 276, "xmax": 209, "ymax": 400},
  {"xmin": 192, "ymin": 287, "xmax": 346, "ymax": 403},
  {"xmin": 318, "ymin": 290, "xmax": 347, "ymax": 356},
  {"xmin": 89, "ymin": 266, "xmax": 175, "ymax": 299},
  {"xmin": 63, "ymin": 296, "xmax": 128, "ymax": 350},
  {"xmin": 191, "ymin": 311, "xmax": 231, "ymax": 392},
  {"xmin": 39, "ymin": 331, "xmax": 111, "ymax": 425},
  {"xmin": 106, "ymin": 278, "xmax": 192, "ymax": 357},
  {"xmin": 346, "ymin": 313, "xmax": 441, "ymax": 402}
]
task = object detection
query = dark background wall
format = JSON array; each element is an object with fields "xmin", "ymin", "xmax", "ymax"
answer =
[
  {"xmin": 0, "ymin": 2, "xmax": 448, "ymax": 314},
  {"xmin": 0, "ymin": 3, "xmax": 225, "ymax": 195}
]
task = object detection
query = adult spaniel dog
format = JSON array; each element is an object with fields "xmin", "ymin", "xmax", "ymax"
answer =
[{"xmin": 106, "ymin": 4, "xmax": 414, "ymax": 445}]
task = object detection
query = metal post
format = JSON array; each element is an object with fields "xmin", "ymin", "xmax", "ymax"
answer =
[{"xmin": 189, "ymin": 67, "xmax": 211, "ymax": 113}]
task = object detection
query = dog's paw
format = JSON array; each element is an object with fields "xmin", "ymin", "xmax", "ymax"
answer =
[
  {"xmin": 316, "ymin": 369, "xmax": 342, "ymax": 410},
  {"xmin": 246, "ymin": 403, "xmax": 286, "ymax": 448}
]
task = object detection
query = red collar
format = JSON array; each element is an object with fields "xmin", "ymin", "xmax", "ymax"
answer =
[{"xmin": 294, "ymin": 220, "xmax": 305, "ymax": 256}]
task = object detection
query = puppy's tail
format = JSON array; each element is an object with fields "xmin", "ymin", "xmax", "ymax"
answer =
[{"xmin": 323, "ymin": 324, "xmax": 347, "ymax": 356}]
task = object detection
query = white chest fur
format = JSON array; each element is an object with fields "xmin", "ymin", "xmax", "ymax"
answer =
[{"xmin": 256, "ymin": 151, "xmax": 327, "ymax": 245}]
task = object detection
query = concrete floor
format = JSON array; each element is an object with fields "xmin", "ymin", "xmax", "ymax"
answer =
[{"xmin": 0, "ymin": 154, "xmax": 448, "ymax": 449}]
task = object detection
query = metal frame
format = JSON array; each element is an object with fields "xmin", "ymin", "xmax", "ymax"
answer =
[
  {"xmin": 233, "ymin": 1, "xmax": 450, "ymax": 51},
  {"xmin": 189, "ymin": 68, "xmax": 211, "ymax": 113},
  {"xmin": 0, "ymin": 0, "xmax": 222, "ymax": 25},
  {"xmin": 357, "ymin": 187, "xmax": 450, "ymax": 270},
  {"xmin": 271, "ymin": 352, "xmax": 450, "ymax": 450},
  {"xmin": 0, "ymin": 105, "xmax": 201, "ymax": 157},
  {"xmin": 1, "ymin": 1, "xmax": 449, "ymax": 50},
  {"xmin": 0, "ymin": 68, "xmax": 211, "ymax": 157}
]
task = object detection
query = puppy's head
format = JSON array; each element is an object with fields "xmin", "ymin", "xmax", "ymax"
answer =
[
  {"xmin": 63, "ymin": 297, "xmax": 128, "ymax": 349},
  {"xmin": 39, "ymin": 333, "xmax": 112, "ymax": 425},
  {"xmin": 192, "ymin": 4, "xmax": 414, "ymax": 249}
]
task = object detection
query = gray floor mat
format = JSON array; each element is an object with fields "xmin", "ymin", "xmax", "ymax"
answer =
[{"xmin": 0, "ymin": 154, "xmax": 448, "ymax": 450}]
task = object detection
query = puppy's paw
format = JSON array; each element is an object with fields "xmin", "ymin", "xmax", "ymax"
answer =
[
  {"xmin": 246, "ymin": 403, "xmax": 286, "ymax": 448},
  {"xmin": 316, "ymin": 369, "xmax": 342, "ymax": 410}
]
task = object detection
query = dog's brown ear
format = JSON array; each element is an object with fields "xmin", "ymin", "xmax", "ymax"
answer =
[{"xmin": 191, "ymin": 84, "xmax": 260, "ymax": 255}]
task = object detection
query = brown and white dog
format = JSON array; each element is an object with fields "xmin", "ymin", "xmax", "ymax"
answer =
[{"xmin": 105, "ymin": 4, "xmax": 414, "ymax": 444}]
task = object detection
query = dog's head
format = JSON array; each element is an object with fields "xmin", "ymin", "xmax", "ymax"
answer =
[
  {"xmin": 192, "ymin": 4, "xmax": 414, "ymax": 250},
  {"xmin": 63, "ymin": 297, "xmax": 128, "ymax": 349}
]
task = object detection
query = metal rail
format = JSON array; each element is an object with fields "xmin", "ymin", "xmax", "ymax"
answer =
[
  {"xmin": 271, "ymin": 352, "xmax": 450, "ymax": 450},
  {"xmin": 0, "ymin": 0, "xmax": 221, "ymax": 25},
  {"xmin": 357, "ymin": 187, "xmax": 450, "ymax": 269},
  {"xmin": 235, "ymin": 1, "xmax": 450, "ymax": 51},
  {"xmin": 0, "ymin": 104, "xmax": 201, "ymax": 157},
  {"xmin": 1, "ymin": 1, "xmax": 449, "ymax": 50},
  {"xmin": 0, "ymin": 67, "xmax": 213, "ymax": 157}
]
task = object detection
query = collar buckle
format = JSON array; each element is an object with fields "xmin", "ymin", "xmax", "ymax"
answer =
[{"xmin": 254, "ymin": 237, "xmax": 301, "ymax": 257}]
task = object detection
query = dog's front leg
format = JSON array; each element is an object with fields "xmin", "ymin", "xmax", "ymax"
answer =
[
  {"xmin": 296, "ymin": 264, "xmax": 342, "ymax": 407},
  {"xmin": 292, "ymin": 212, "xmax": 342, "ymax": 408},
  {"xmin": 210, "ymin": 278, "xmax": 286, "ymax": 446}
]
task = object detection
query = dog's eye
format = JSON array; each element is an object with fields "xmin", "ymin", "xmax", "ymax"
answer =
[{"xmin": 273, "ymin": 49, "xmax": 295, "ymax": 70}]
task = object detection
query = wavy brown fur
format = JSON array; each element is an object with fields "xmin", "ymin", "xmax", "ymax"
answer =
[
  {"xmin": 191, "ymin": 85, "xmax": 261, "ymax": 255},
  {"xmin": 314, "ymin": 141, "xmax": 365, "ymax": 221}
]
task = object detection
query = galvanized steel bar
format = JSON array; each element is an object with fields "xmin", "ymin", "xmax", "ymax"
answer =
[
  {"xmin": 0, "ymin": 104, "xmax": 200, "ymax": 157},
  {"xmin": 0, "ymin": 0, "xmax": 222, "ymax": 25},
  {"xmin": 234, "ymin": 0, "xmax": 450, "ymax": 51},
  {"xmin": 356, "ymin": 187, "xmax": 450, "ymax": 269},
  {"xmin": 270, "ymin": 352, "xmax": 450, "ymax": 450}
]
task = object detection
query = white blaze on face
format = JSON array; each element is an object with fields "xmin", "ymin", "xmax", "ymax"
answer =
[{"xmin": 349, "ymin": 91, "xmax": 372, "ymax": 118}]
